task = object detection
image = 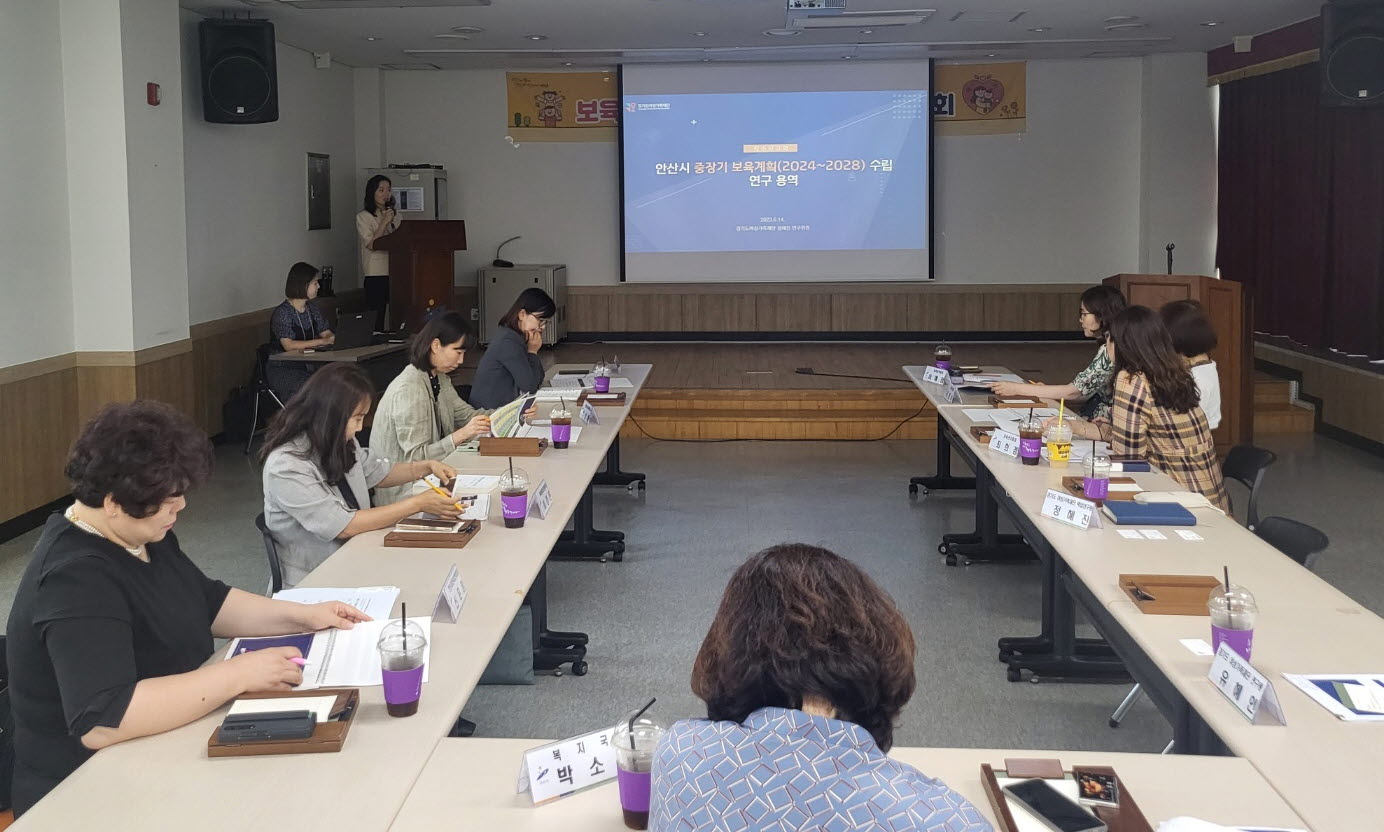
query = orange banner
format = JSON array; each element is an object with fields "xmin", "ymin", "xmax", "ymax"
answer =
[
  {"xmin": 505, "ymin": 71, "xmax": 618, "ymax": 142},
  {"xmin": 933, "ymin": 62, "xmax": 1027, "ymax": 135}
]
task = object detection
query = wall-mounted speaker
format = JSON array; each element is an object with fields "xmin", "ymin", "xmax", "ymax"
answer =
[
  {"xmin": 199, "ymin": 19, "xmax": 279, "ymax": 124},
  {"xmin": 1321, "ymin": 1, "xmax": 1384, "ymax": 107}
]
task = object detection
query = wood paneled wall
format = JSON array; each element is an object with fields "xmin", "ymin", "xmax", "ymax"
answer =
[{"xmin": 566, "ymin": 283, "xmax": 1086, "ymax": 334}]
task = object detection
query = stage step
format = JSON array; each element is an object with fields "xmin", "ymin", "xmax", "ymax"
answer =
[
  {"xmin": 622, "ymin": 389, "xmax": 935, "ymax": 441},
  {"xmin": 1252, "ymin": 373, "xmax": 1314, "ymax": 435}
]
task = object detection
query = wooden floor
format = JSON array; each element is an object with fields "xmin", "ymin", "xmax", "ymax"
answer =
[{"xmin": 547, "ymin": 341, "xmax": 1095, "ymax": 390}]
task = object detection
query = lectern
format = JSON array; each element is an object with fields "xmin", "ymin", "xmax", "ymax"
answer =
[
  {"xmin": 374, "ymin": 220, "xmax": 467, "ymax": 332},
  {"xmin": 1103, "ymin": 274, "xmax": 1251, "ymax": 449}
]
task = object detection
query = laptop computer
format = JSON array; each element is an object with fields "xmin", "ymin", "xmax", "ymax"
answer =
[{"xmin": 318, "ymin": 312, "xmax": 375, "ymax": 350}]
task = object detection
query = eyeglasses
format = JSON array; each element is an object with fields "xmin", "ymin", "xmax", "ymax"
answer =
[
  {"xmin": 1077, "ymin": 309, "xmax": 1094, "ymax": 319},
  {"xmin": 535, "ymin": 317, "xmax": 550, "ymax": 330}
]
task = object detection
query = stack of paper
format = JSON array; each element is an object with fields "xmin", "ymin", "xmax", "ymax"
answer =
[
  {"xmin": 961, "ymin": 372, "xmax": 1023, "ymax": 385},
  {"xmin": 271, "ymin": 586, "xmax": 400, "ymax": 620},
  {"xmin": 1283, "ymin": 673, "xmax": 1384, "ymax": 721},
  {"xmin": 226, "ymin": 616, "xmax": 434, "ymax": 690}
]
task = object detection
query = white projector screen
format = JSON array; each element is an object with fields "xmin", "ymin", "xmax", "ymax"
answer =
[{"xmin": 620, "ymin": 60, "xmax": 932, "ymax": 284}]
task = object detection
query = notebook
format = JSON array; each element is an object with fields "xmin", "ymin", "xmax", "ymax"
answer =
[{"xmin": 1101, "ymin": 501, "xmax": 1197, "ymax": 526}]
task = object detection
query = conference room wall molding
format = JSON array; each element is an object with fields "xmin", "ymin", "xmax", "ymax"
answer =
[{"xmin": 563, "ymin": 283, "xmax": 1087, "ymax": 335}]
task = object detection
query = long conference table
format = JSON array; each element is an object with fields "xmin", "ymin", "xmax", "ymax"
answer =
[
  {"xmin": 12, "ymin": 365, "xmax": 652, "ymax": 831},
  {"xmin": 904, "ymin": 365, "xmax": 1384, "ymax": 831},
  {"xmin": 389, "ymin": 738, "xmax": 1308, "ymax": 830}
]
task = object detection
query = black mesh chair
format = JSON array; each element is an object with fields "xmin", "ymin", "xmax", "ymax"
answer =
[
  {"xmin": 244, "ymin": 342, "xmax": 286, "ymax": 455},
  {"xmin": 255, "ymin": 512, "xmax": 285, "ymax": 595},
  {"xmin": 1256, "ymin": 516, "xmax": 1330, "ymax": 570},
  {"xmin": 1221, "ymin": 445, "xmax": 1278, "ymax": 530}
]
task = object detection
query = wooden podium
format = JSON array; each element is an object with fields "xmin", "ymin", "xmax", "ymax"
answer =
[
  {"xmin": 375, "ymin": 220, "xmax": 467, "ymax": 332},
  {"xmin": 1103, "ymin": 274, "xmax": 1252, "ymax": 449}
]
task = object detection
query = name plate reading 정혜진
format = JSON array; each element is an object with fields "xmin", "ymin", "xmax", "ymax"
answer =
[{"xmin": 1040, "ymin": 488, "xmax": 1101, "ymax": 530}]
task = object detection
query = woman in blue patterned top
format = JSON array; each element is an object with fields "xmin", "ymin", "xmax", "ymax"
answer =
[
  {"xmin": 988, "ymin": 284, "xmax": 1127, "ymax": 421},
  {"xmin": 650, "ymin": 543, "xmax": 992, "ymax": 832},
  {"xmin": 267, "ymin": 262, "xmax": 335, "ymax": 401}
]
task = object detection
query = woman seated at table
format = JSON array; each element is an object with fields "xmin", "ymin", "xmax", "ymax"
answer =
[
  {"xmin": 469, "ymin": 287, "xmax": 554, "ymax": 409},
  {"xmin": 371, "ymin": 312, "xmax": 493, "ymax": 505},
  {"xmin": 1051, "ymin": 306, "xmax": 1229, "ymax": 511},
  {"xmin": 267, "ymin": 262, "xmax": 335, "ymax": 402},
  {"xmin": 989, "ymin": 284, "xmax": 1127, "ymax": 422},
  {"xmin": 1161, "ymin": 299, "xmax": 1221, "ymax": 430},
  {"xmin": 5, "ymin": 401, "xmax": 371, "ymax": 817},
  {"xmin": 650, "ymin": 543, "xmax": 993, "ymax": 832},
  {"xmin": 261, "ymin": 363, "xmax": 464, "ymax": 587}
]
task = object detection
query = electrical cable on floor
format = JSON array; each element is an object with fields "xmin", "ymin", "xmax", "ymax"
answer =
[{"xmin": 624, "ymin": 404, "xmax": 928, "ymax": 444}]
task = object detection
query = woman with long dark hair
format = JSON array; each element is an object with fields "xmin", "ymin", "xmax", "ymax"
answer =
[
  {"xmin": 468, "ymin": 287, "xmax": 555, "ymax": 408},
  {"xmin": 989, "ymin": 284, "xmax": 1127, "ymax": 420},
  {"xmin": 1056, "ymin": 306, "xmax": 1228, "ymax": 510},
  {"xmin": 260, "ymin": 363, "xmax": 462, "ymax": 586},
  {"xmin": 356, "ymin": 174, "xmax": 398, "ymax": 331},
  {"xmin": 1161, "ymin": 299, "xmax": 1221, "ymax": 430},
  {"xmin": 650, "ymin": 544, "xmax": 991, "ymax": 831},
  {"xmin": 371, "ymin": 312, "xmax": 494, "ymax": 505}
]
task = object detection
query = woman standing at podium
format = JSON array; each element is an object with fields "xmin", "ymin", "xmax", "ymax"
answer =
[{"xmin": 356, "ymin": 175, "xmax": 399, "ymax": 331}]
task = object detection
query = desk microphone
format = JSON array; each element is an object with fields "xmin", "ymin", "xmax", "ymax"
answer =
[{"xmin": 493, "ymin": 235, "xmax": 522, "ymax": 268}]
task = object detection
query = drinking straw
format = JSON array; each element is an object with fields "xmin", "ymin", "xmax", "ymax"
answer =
[
  {"xmin": 1057, "ymin": 399, "xmax": 1065, "ymax": 428},
  {"xmin": 628, "ymin": 697, "xmax": 656, "ymax": 750},
  {"xmin": 509, "ymin": 456, "xmax": 515, "ymax": 482},
  {"xmin": 401, "ymin": 602, "xmax": 408, "ymax": 652}
]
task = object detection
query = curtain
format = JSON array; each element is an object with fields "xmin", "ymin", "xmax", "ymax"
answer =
[{"xmin": 1216, "ymin": 63, "xmax": 1384, "ymax": 358}]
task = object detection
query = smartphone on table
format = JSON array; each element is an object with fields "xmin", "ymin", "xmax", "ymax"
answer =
[{"xmin": 1001, "ymin": 779, "xmax": 1106, "ymax": 832}]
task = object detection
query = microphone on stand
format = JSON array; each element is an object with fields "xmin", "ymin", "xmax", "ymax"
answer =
[{"xmin": 1165, "ymin": 243, "xmax": 1175, "ymax": 275}]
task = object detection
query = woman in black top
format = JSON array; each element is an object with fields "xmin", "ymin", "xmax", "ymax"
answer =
[
  {"xmin": 4, "ymin": 401, "xmax": 370, "ymax": 817},
  {"xmin": 266, "ymin": 262, "xmax": 336, "ymax": 401},
  {"xmin": 469, "ymin": 287, "xmax": 554, "ymax": 408}
]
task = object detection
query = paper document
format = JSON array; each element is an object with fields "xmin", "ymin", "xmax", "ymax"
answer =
[
  {"xmin": 962, "ymin": 408, "xmax": 997, "ymax": 423},
  {"xmin": 515, "ymin": 424, "xmax": 583, "ymax": 444},
  {"xmin": 226, "ymin": 616, "xmax": 433, "ymax": 690},
  {"xmin": 271, "ymin": 586, "xmax": 400, "ymax": 621},
  {"xmin": 228, "ymin": 696, "xmax": 339, "ymax": 724},
  {"xmin": 1284, "ymin": 673, "xmax": 1384, "ymax": 720},
  {"xmin": 961, "ymin": 373, "xmax": 1023, "ymax": 385},
  {"xmin": 488, "ymin": 394, "xmax": 530, "ymax": 438},
  {"xmin": 449, "ymin": 474, "xmax": 501, "ymax": 493}
]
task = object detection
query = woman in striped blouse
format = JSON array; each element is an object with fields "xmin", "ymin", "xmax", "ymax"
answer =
[{"xmin": 1054, "ymin": 305, "xmax": 1228, "ymax": 511}]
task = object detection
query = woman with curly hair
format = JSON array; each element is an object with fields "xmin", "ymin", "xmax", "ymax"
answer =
[
  {"xmin": 4, "ymin": 401, "xmax": 371, "ymax": 817},
  {"xmin": 650, "ymin": 543, "xmax": 991, "ymax": 832}
]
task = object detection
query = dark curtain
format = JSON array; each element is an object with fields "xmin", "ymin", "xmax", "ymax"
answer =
[{"xmin": 1217, "ymin": 63, "xmax": 1384, "ymax": 358}]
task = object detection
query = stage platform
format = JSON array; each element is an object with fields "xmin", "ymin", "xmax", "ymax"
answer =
[{"xmin": 546, "ymin": 342, "xmax": 1095, "ymax": 441}]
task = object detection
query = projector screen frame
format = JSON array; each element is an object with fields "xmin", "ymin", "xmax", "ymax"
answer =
[{"xmin": 616, "ymin": 61, "xmax": 934, "ymax": 284}]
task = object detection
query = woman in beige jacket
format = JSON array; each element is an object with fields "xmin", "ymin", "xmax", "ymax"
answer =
[{"xmin": 371, "ymin": 312, "xmax": 491, "ymax": 505}]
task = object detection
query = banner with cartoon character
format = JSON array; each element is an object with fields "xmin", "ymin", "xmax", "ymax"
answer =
[
  {"xmin": 505, "ymin": 71, "xmax": 619, "ymax": 142},
  {"xmin": 932, "ymin": 62, "xmax": 1026, "ymax": 136}
]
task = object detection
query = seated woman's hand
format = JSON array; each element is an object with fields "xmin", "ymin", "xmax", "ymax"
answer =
[
  {"xmin": 423, "ymin": 459, "xmax": 458, "ymax": 482},
  {"xmin": 988, "ymin": 381, "xmax": 1028, "ymax": 397},
  {"xmin": 319, "ymin": 334, "xmax": 335, "ymax": 346},
  {"xmin": 413, "ymin": 489, "xmax": 463, "ymax": 520},
  {"xmin": 1045, "ymin": 416, "xmax": 1102, "ymax": 440},
  {"xmin": 301, "ymin": 601, "xmax": 371, "ymax": 631},
  {"xmin": 455, "ymin": 414, "xmax": 491, "ymax": 444},
  {"xmin": 230, "ymin": 647, "xmax": 304, "ymax": 693}
]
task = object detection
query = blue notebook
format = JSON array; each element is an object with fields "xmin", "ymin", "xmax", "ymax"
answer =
[{"xmin": 1101, "ymin": 500, "xmax": 1197, "ymax": 526}]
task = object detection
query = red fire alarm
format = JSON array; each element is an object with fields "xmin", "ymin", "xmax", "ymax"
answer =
[{"xmin": 147, "ymin": 83, "xmax": 161, "ymax": 106}]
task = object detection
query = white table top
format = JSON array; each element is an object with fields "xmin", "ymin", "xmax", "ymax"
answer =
[
  {"xmin": 390, "ymin": 738, "xmax": 1307, "ymax": 831},
  {"xmin": 909, "ymin": 364, "xmax": 1384, "ymax": 832},
  {"xmin": 12, "ymin": 367, "xmax": 651, "ymax": 831}
]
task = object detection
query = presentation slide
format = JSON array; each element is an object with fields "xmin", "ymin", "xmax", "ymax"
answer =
[{"xmin": 621, "ymin": 62, "xmax": 931, "ymax": 283}]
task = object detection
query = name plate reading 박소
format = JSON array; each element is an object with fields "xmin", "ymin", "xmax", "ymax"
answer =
[
  {"xmin": 432, "ymin": 563, "xmax": 466, "ymax": 624},
  {"xmin": 518, "ymin": 727, "xmax": 619, "ymax": 805},
  {"xmin": 922, "ymin": 366, "xmax": 950, "ymax": 385},
  {"xmin": 1208, "ymin": 642, "xmax": 1286, "ymax": 725},
  {"xmin": 1040, "ymin": 489, "xmax": 1101, "ymax": 530},
  {"xmin": 530, "ymin": 480, "xmax": 553, "ymax": 520},
  {"xmin": 989, "ymin": 429, "xmax": 1021, "ymax": 458}
]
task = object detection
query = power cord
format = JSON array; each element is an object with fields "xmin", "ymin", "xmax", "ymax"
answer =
[{"xmin": 624, "ymin": 403, "xmax": 929, "ymax": 444}]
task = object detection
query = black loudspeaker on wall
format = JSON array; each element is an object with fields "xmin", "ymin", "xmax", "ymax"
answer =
[
  {"xmin": 199, "ymin": 19, "xmax": 279, "ymax": 124},
  {"xmin": 1321, "ymin": 1, "xmax": 1384, "ymax": 106}
]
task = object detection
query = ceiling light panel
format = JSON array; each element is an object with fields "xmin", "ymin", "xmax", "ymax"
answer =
[{"xmin": 949, "ymin": 11, "xmax": 1027, "ymax": 24}]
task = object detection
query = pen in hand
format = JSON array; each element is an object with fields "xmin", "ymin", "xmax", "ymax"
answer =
[{"xmin": 423, "ymin": 480, "xmax": 466, "ymax": 512}]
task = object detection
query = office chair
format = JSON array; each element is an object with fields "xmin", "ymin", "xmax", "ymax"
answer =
[
  {"xmin": 244, "ymin": 342, "xmax": 286, "ymax": 455},
  {"xmin": 255, "ymin": 512, "xmax": 285, "ymax": 595},
  {"xmin": 1255, "ymin": 516, "xmax": 1330, "ymax": 570},
  {"xmin": 1109, "ymin": 444, "xmax": 1278, "ymax": 732},
  {"xmin": 1221, "ymin": 444, "xmax": 1278, "ymax": 530}
]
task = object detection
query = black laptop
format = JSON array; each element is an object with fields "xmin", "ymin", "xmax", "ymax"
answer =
[{"xmin": 318, "ymin": 312, "xmax": 375, "ymax": 350}]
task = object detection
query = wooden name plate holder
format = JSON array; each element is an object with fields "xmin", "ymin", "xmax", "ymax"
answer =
[
  {"xmin": 578, "ymin": 390, "xmax": 627, "ymax": 406},
  {"xmin": 1119, "ymin": 573, "xmax": 1220, "ymax": 615},
  {"xmin": 384, "ymin": 520, "xmax": 480, "ymax": 549},
  {"xmin": 1062, "ymin": 476, "xmax": 1140, "ymax": 501},
  {"xmin": 208, "ymin": 688, "xmax": 359, "ymax": 758},
  {"xmin": 989, "ymin": 395, "xmax": 1045, "ymax": 408},
  {"xmin": 478, "ymin": 437, "xmax": 547, "ymax": 456},
  {"xmin": 970, "ymin": 425, "xmax": 998, "ymax": 441},
  {"xmin": 981, "ymin": 762, "xmax": 1151, "ymax": 832}
]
